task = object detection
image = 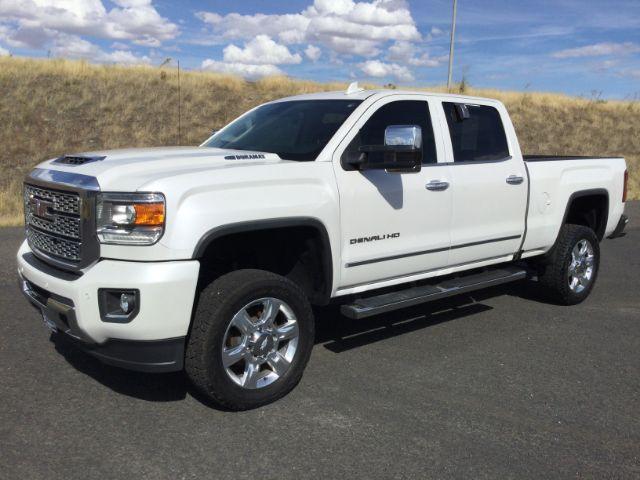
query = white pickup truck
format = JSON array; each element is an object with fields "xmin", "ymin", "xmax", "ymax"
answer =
[{"xmin": 17, "ymin": 86, "xmax": 629, "ymax": 410}]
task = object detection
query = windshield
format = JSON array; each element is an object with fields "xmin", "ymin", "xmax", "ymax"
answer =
[{"xmin": 203, "ymin": 100, "xmax": 362, "ymax": 161}]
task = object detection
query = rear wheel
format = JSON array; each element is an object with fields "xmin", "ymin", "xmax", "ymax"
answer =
[
  {"xmin": 537, "ymin": 224, "xmax": 600, "ymax": 305},
  {"xmin": 185, "ymin": 269, "xmax": 314, "ymax": 410}
]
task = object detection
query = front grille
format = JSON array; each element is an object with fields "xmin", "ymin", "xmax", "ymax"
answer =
[
  {"xmin": 28, "ymin": 211, "xmax": 81, "ymax": 239},
  {"xmin": 24, "ymin": 184, "xmax": 82, "ymax": 263},
  {"xmin": 26, "ymin": 228, "xmax": 81, "ymax": 261},
  {"xmin": 24, "ymin": 185, "xmax": 80, "ymax": 214}
]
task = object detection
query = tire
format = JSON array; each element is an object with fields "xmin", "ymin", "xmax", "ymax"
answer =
[
  {"xmin": 185, "ymin": 269, "xmax": 315, "ymax": 410},
  {"xmin": 537, "ymin": 224, "xmax": 600, "ymax": 305}
]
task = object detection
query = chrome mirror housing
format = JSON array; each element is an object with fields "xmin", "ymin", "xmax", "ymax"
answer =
[
  {"xmin": 384, "ymin": 125, "xmax": 422, "ymax": 150},
  {"xmin": 348, "ymin": 124, "xmax": 423, "ymax": 173}
]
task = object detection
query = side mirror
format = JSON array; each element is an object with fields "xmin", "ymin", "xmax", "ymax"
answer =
[{"xmin": 348, "ymin": 125, "xmax": 422, "ymax": 173}]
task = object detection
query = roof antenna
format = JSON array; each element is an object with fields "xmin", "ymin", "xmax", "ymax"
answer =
[{"xmin": 346, "ymin": 81, "xmax": 364, "ymax": 95}]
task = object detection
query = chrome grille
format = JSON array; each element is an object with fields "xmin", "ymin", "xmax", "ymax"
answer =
[
  {"xmin": 24, "ymin": 184, "xmax": 82, "ymax": 262},
  {"xmin": 24, "ymin": 184, "xmax": 80, "ymax": 214},
  {"xmin": 27, "ymin": 211, "xmax": 81, "ymax": 239},
  {"xmin": 26, "ymin": 228, "xmax": 81, "ymax": 261}
]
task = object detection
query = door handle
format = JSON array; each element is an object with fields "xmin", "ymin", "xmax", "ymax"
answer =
[
  {"xmin": 426, "ymin": 180, "xmax": 450, "ymax": 191},
  {"xmin": 506, "ymin": 175, "xmax": 524, "ymax": 185}
]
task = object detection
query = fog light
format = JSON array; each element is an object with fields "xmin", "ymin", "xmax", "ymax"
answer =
[
  {"xmin": 99, "ymin": 289, "xmax": 140, "ymax": 323},
  {"xmin": 120, "ymin": 293, "xmax": 135, "ymax": 313}
]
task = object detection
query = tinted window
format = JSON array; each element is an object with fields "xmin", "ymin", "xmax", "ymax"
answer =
[
  {"xmin": 343, "ymin": 100, "xmax": 437, "ymax": 165},
  {"xmin": 204, "ymin": 100, "xmax": 361, "ymax": 161},
  {"xmin": 443, "ymin": 102, "xmax": 509, "ymax": 162}
]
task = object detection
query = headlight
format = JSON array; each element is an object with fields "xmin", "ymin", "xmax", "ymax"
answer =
[{"xmin": 96, "ymin": 193, "xmax": 165, "ymax": 245}]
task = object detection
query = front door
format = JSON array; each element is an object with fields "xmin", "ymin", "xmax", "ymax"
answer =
[{"xmin": 332, "ymin": 96, "xmax": 452, "ymax": 291}]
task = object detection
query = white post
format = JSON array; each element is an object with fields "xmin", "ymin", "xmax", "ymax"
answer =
[{"xmin": 447, "ymin": 0, "xmax": 458, "ymax": 92}]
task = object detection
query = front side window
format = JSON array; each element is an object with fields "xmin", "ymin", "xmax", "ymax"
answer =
[
  {"xmin": 443, "ymin": 102, "xmax": 509, "ymax": 162},
  {"xmin": 342, "ymin": 100, "xmax": 437, "ymax": 165},
  {"xmin": 203, "ymin": 100, "xmax": 361, "ymax": 161}
]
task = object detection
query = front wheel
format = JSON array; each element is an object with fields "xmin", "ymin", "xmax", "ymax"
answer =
[
  {"xmin": 537, "ymin": 224, "xmax": 600, "ymax": 305},
  {"xmin": 185, "ymin": 269, "xmax": 315, "ymax": 410}
]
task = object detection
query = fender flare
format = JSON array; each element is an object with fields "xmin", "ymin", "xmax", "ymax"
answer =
[
  {"xmin": 559, "ymin": 188, "xmax": 609, "ymax": 241},
  {"xmin": 192, "ymin": 217, "xmax": 334, "ymax": 303}
]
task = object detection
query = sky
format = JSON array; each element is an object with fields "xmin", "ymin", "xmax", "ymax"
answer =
[{"xmin": 0, "ymin": 0, "xmax": 638, "ymax": 99}]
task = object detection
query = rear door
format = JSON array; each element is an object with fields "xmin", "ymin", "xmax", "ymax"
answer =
[{"xmin": 440, "ymin": 100, "xmax": 527, "ymax": 265}]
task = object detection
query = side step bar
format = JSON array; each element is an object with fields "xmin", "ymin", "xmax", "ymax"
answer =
[{"xmin": 340, "ymin": 266, "xmax": 527, "ymax": 319}]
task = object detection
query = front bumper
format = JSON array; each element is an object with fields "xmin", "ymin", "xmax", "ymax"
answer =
[{"xmin": 17, "ymin": 240, "xmax": 200, "ymax": 372}]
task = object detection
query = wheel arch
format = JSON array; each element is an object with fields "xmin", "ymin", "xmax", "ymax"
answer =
[
  {"xmin": 560, "ymin": 188, "xmax": 609, "ymax": 241},
  {"xmin": 192, "ymin": 217, "xmax": 333, "ymax": 305}
]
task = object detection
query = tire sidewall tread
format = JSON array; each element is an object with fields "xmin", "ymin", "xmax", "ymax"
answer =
[
  {"xmin": 185, "ymin": 269, "xmax": 314, "ymax": 410},
  {"xmin": 538, "ymin": 224, "xmax": 600, "ymax": 305}
]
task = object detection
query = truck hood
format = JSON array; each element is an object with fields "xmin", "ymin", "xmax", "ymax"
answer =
[{"xmin": 35, "ymin": 147, "xmax": 288, "ymax": 191}]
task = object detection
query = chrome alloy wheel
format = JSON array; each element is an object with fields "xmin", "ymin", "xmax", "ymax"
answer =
[
  {"xmin": 568, "ymin": 239, "xmax": 595, "ymax": 294},
  {"xmin": 221, "ymin": 297, "xmax": 299, "ymax": 389}
]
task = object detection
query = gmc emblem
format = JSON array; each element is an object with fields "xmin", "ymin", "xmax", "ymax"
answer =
[{"xmin": 29, "ymin": 195, "xmax": 55, "ymax": 221}]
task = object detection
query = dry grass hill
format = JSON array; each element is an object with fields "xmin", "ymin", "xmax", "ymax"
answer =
[{"xmin": 1, "ymin": 56, "xmax": 638, "ymax": 225}]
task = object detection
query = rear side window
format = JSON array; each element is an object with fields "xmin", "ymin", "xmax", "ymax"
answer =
[
  {"xmin": 343, "ymin": 100, "xmax": 437, "ymax": 165},
  {"xmin": 443, "ymin": 102, "xmax": 509, "ymax": 162}
]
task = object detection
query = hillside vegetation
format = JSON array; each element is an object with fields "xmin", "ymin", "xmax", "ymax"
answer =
[{"xmin": 1, "ymin": 56, "xmax": 638, "ymax": 225}]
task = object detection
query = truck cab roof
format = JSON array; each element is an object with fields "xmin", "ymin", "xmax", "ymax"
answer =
[{"xmin": 270, "ymin": 88, "xmax": 500, "ymax": 105}]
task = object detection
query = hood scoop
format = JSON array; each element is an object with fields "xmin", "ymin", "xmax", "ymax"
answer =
[{"xmin": 53, "ymin": 154, "xmax": 106, "ymax": 166}]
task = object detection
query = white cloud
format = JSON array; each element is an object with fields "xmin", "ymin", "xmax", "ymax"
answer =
[
  {"xmin": 201, "ymin": 35, "xmax": 301, "ymax": 79},
  {"xmin": 52, "ymin": 34, "xmax": 151, "ymax": 64},
  {"xmin": 101, "ymin": 49, "xmax": 151, "ymax": 64},
  {"xmin": 201, "ymin": 59, "xmax": 283, "ymax": 79},
  {"xmin": 408, "ymin": 53, "xmax": 447, "ymax": 67},
  {"xmin": 111, "ymin": 42, "xmax": 130, "ymax": 50},
  {"xmin": 313, "ymin": 0, "xmax": 355, "ymax": 16},
  {"xmin": 1, "ymin": 25, "xmax": 53, "ymax": 49},
  {"xmin": 387, "ymin": 40, "xmax": 413, "ymax": 61},
  {"xmin": 223, "ymin": 35, "xmax": 301, "ymax": 65},
  {"xmin": 196, "ymin": 12, "xmax": 222, "ymax": 25},
  {"xmin": 197, "ymin": 0, "xmax": 420, "ymax": 58},
  {"xmin": 359, "ymin": 59, "xmax": 414, "ymax": 81},
  {"xmin": 0, "ymin": 45, "xmax": 9, "ymax": 56},
  {"xmin": 387, "ymin": 41, "xmax": 445, "ymax": 67},
  {"xmin": 305, "ymin": 44, "xmax": 321, "ymax": 61},
  {"xmin": 305, "ymin": 15, "xmax": 418, "ymax": 43},
  {"xmin": 592, "ymin": 59, "xmax": 620, "ymax": 72},
  {"xmin": 0, "ymin": 0, "xmax": 178, "ymax": 48},
  {"xmin": 196, "ymin": 11, "xmax": 309, "ymax": 45},
  {"xmin": 553, "ymin": 42, "xmax": 640, "ymax": 59},
  {"xmin": 195, "ymin": 0, "xmax": 434, "ymax": 81},
  {"xmin": 321, "ymin": 36, "xmax": 380, "ymax": 57}
]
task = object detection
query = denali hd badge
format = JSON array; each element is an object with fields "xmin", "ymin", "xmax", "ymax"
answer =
[{"xmin": 350, "ymin": 232, "xmax": 400, "ymax": 245}]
